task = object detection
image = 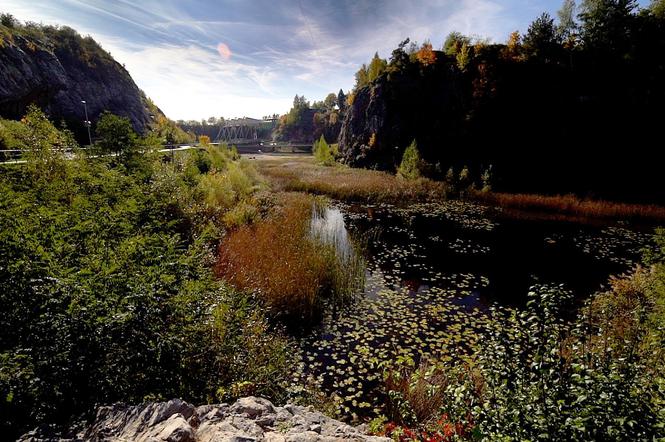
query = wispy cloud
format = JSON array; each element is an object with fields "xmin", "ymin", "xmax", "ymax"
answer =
[{"xmin": 1, "ymin": 0, "xmax": 600, "ymax": 119}]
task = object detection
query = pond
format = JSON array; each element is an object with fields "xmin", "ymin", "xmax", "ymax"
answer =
[{"xmin": 296, "ymin": 200, "xmax": 656, "ymax": 419}]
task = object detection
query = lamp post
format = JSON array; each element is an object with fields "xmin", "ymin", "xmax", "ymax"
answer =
[{"xmin": 81, "ymin": 100, "xmax": 92, "ymax": 146}]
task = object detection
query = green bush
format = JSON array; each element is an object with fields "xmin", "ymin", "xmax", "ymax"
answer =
[
  {"xmin": 0, "ymin": 109, "xmax": 293, "ymax": 438},
  {"xmin": 313, "ymin": 135, "xmax": 335, "ymax": 166},
  {"xmin": 382, "ymin": 265, "xmax": 665, "ymax": 440},
  {"xmin": 397, "ymin": 139, "xmax": 422, "ymax": 180}
]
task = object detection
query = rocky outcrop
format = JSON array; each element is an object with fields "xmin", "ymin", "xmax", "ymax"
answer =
[
  {"xmin": 338, "ymin": 63, "xmax": 470, "ymax": 174},
  {"xmin": 0, "ymin": 25, "xmax": 155, "ymax": 134},
  {"xmin": 19, "ymin": 397, "xmax": 389, "ymax": 442}
]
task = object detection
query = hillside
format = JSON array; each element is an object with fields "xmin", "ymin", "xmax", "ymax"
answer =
[
  {"xmin": 0, "ymin": 15, "xmax": 156, "ymax": 140},
  {"xmin": 338, "ymin": 4, "xmax": 665, "ymax": 203}
]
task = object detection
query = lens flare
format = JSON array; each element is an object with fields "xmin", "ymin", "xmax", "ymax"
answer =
[{"xmin": 217, "ymin": 43, "xmax": 232, "ymax": 60}]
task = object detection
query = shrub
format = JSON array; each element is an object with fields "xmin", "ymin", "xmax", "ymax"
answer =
[
  {"xmin": 397, "ymin": 140, "xmax": 422, "ymax": 180},
  {"xmin": 0, "ymin": 110, "xmax": 291, "ymax": 437},
  {"xmin": 382, "ymin": 265, "xmax": 665, "ymax": 440},
  {"xmin": 313, "ymin": 135, "xmax": 335, "ymax": 166}
]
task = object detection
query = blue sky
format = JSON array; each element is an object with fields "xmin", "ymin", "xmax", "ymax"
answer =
[{"xmin": 2, "ymin": 0, "xmax": 650, "ymax": 120}]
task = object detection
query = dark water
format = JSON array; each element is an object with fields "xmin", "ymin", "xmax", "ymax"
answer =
[{"xmin": 298, "ymin": 200, "xmax": 656, "ymax": 419}]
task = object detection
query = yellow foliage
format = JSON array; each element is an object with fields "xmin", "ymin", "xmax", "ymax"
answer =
[
  {"xmin": 346, "ymin": 92, "xmax": 355, "ymax": 106},
  {"xmin": 416, "ymin": 42, "xmax": 437, "ymax": 66},
  {"xmin": 368, "ymin": 133, "xmax": 377, "ymax": 147}
]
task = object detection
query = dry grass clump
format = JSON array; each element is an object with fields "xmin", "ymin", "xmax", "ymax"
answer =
[
  {"xmin": 474, "ymin": 191, "xmax": 665, "ymax": 221},
  {"xmin": 215, "ymin": 193, "xmax": 361, "ymax": 325},
  {"xmin": 254, "ymin": 155, "xmax": 446, "ymax": 203}
]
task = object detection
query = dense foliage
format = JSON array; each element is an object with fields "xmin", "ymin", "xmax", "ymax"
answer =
[
  {"xmin": 339, "ymin": 0, "xmax": 665, "ymax": 202},
  {"xmin": 313, "ymin": 135, "xmax": 336, "ymax": 166},
  {"xmin": 0, "ymin": 109, "xmax": 294, "ymax": 439},
  {"xmin": 379, "ymin": 229, "xmax": 665, "ymax": 440},
  {"xmin": 274, "ymin": 92, "xmax": 347, "ymax": 143}
]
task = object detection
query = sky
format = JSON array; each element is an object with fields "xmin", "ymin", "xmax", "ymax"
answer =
[{"xmin": 1, "ymin": 0, "xmax": 650, "ymax": 120}]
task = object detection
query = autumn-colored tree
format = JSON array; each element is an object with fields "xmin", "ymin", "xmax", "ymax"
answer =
[
  {"xmin": 198, "ymin": 135, "xmax": 211, "ymax": 145},
  {"xmin": 456, "ymin": 42, "xmax": 472, "ymax": 70},
  {"xmin": 354, "ymin": 64, "xmax": 369, "ymax": 89},
  {"xmin": 652, "ymin": 0, "xmax": 665, "ymax": 18},
  {"xmin": 415, "ymin": 41, "xmax": 437, "ymax": 66},
  {"xmin": 367, "ymin": 52, "xmax": 388, "ymax": 83},
  {"xmin": 504, "ymin": 31, "xmax": 523, "ymax": 60}
]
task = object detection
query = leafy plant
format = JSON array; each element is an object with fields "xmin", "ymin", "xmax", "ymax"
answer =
[{"xmin": 397, "ymin": 140, "xmax": 422, "ymax": 180}]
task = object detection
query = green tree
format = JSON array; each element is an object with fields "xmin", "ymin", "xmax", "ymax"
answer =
[
  {"xmin": 0, "ymin": 13, "xmax": 18, "ymax": 28},
  {"xmin": 95, "ymin": 111, "xmax": 138, "ymax": 161},
  {"xmin": 337, "ymin": 89, "xmax": 347, "ymax": 111},
  {"xmin": 443, "ymin": 32, "xmax": 471, "ymax": 56},
  {"xmin": 579, "ymin": 0, "xmax": 637, "ymax": 51},
  {"xmin": 397, "ymin": 140, "xmax": 422, "ymax": 180},
  {"xmin": 354, "ymin": 64, "xmax": 369, "ymax": 89},
  {"xmin": 558, "ymin": 0, "xmax": 578, "ymax": 37},
  {"xmin": 367, "ymin": 52, "xmax": 388, "ymax": 83},
  {"xmin": 313, "ymin": 135, "xmax": 335, "ymax": 166},
  {"xmin": 456, "ymin": 42, "xmax": 472, "ymax": 70},
  {"xmin": 523, "ymin": 13, "xmax": 561, "ymax": 59},
  {"xmin": 389, "ymin": 39, "xmax": 411, "ymax": 72},
  {"xmin": 323, "ymin": 93, "xmax": 337, "ymax": 110}
]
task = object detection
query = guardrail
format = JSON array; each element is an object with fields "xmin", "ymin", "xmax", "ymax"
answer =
[{"xmin": 0, "ymin": 144, "xmax": 198, "ymax": 165}]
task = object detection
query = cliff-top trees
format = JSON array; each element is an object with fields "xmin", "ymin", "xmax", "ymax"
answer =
[{"xmin": 523, "ymin": 13, "xmax": 561, "ymax": 59}]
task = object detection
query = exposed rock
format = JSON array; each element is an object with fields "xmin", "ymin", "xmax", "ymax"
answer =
[
  {"xmin": 18, "ymin": 397, "xmax": 389, "ymax": 442},
  {"xmin": 0, "ymin": 26, "xmax": 156, "ymax": 134}
]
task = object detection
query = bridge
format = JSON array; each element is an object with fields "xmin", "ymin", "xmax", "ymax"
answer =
[{"xmin": 214, "ymin": 117, "xmax": 277, "ymax": 144}]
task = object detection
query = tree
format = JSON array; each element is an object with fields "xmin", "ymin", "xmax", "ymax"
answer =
[
  {"xmin": 456, "ymin": 42, "xmax": 472, "ymax": 70},
  {"xmin": 354, "ymin": 64, "xmax": 370, "ymax": 90},
  {"xmin": 558, "ymin": 0, "xmax": 578, "ymax": 38},
  {"xmin": 389, "ymin": 39, "xmax": 411, "ymax": 71},
  {"xmin": 652, "ymin": 0, "xmax": 665, "ymax": 18},
  {"xmin": 504, "ymin": 31, "xmax": 523, "ymax": 60},
  {"xmin": 313, "ymin": 135, "xmax": 334, "ymax": 166},
  {"xmin": 367, "ymin": 52, "xmax": 388, "ymax": 82},
  {"xmin": 523, "ymin": 13, "xmax": 561, "ymax": 59},
  {"xmin": 397, "ymin": 140, "xmax": 422, "ymax": 180},
  {"xmin": 415, "ymin": 41, "xmax": 437, "ymax": 66},
  {"xmin": 292, "ymin": 95, "xmax": 309, "ymax": 109},
  {"xmin": 0, "ymin": 13, "xmax": 18, "ymax": 28},
  {"xmin": 337, "ymin": 89, "xmax": 347, "ymax": 111},
  {"xmin": 579, "ymin": 0, "xmax": 637, "ymax": 52},
  {"xmin": 324, "ymin": 93, "xmax": 337, "ymax": 110},
  {"xmin": 443, "ymin": 32, "xmax": 471, "ymax": 56},
  {"xmin": 95, "ymin": 111, "xmax": 138, "ymax": 160}
]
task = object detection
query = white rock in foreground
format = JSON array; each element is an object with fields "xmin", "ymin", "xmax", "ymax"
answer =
[{"xmin": 19, "ymin": 397, "xmax": 389, "ymax": 442}]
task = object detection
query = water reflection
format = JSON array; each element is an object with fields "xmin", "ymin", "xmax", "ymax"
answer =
[{"xmin": 310, "ymin": 206, "xmax": 355, "ymax": 263}]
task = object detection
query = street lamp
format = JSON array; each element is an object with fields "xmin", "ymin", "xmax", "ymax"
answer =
[{"xmin": 81, "ymin": 100, "xmax": 92, "ymax": 146}]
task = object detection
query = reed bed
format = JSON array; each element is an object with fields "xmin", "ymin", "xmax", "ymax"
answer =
[
  {"xmin": 255, "ymin": 155, "xmax": 446, "ymax": 203},
  {"xmin": 216, "ymin": 192, "xmax": 364, "ymax": 326},
  {"xmin": 474, "ymin": 191, "xmax": 665, "ymax": 222}
]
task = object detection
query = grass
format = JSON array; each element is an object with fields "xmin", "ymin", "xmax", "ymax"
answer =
[
  {"xmin": 253, "ymin": 155, "xmax": 446, "ymax": 203},
  {"xmin": 473, "ymin": 191, "xmax": 665, "ymax": 222},
  {"xmin": 215, "ymin": 192, "xmax": 364, "ymax": 327}
]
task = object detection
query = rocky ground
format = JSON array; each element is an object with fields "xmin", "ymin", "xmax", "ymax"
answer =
[{"xmin": 19, "ymin": 397, "xmax": 389, "ymax": 442}]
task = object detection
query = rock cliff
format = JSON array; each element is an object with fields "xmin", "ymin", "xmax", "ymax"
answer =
[
  {"xmin": 19, "ymin": 397, "xmax": 389, "ymax": 442},
  {"xmin": 0, "ymin": 22, "xmax": 155, "ymax": 135}
]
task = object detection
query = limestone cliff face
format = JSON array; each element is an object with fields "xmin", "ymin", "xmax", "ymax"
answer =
[{"xmin": 0, "ymin": 26, "xmax": 154, "ymax": 134}]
